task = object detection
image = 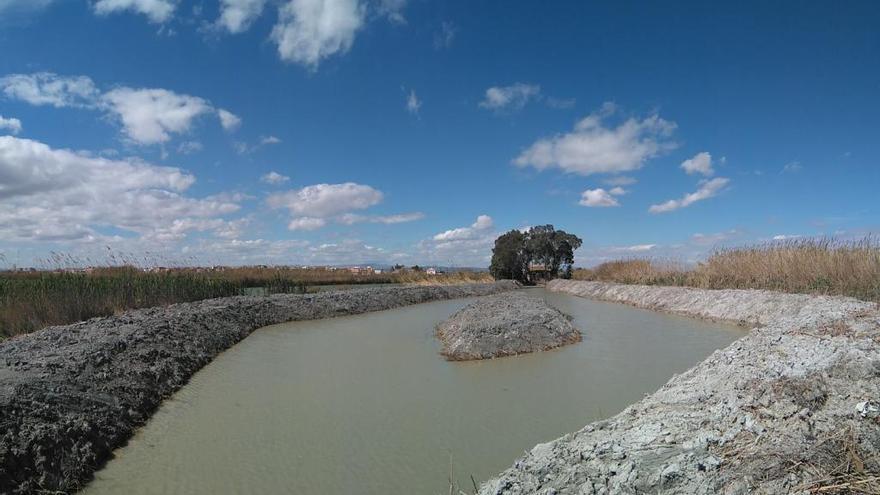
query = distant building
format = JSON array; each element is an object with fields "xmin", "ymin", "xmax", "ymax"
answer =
[{"xmin": 425, "ymin": 267, "xmax": 437, "ymax": 275}]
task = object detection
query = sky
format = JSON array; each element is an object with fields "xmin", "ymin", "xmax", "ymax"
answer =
[{"xmin": 0, "ymin": 0, "xmax": 878, "ymax": 268}]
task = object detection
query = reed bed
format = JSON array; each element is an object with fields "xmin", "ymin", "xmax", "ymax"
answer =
[
  {"xmin": 574, "ymin": 237, "xmax": 880, "ymax": 302},
  {"xmin": 0, "ymin": 266, "xmax": 491, "ymax": 338}
]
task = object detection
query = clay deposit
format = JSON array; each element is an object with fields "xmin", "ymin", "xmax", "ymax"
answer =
[
  {"xmin": 436, "ymin": 292, "xmax": 581, "ymax": 360},
  {"xmin": 0, "ymin": 282, "xmax": 518, "ymax": 494},
  {"xmin": 481, "ymin": 279, "xmax": 880, "ymax": 494}
]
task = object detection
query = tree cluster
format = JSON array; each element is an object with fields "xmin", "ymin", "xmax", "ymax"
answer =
[{"xmin": 489, "ymin": 225, "xmax": 583, "ymax": 284}]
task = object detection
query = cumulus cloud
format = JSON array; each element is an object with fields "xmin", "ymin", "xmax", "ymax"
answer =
[
  {"xmin": 266, "ymin": 182, "xmax": 423, "ymax": 231},
  {"xmin": 217, "ymin": 108, "xmax": 242, "ymax": 131},
  {"xmin": 1, "ymin": 73, "xmax": 241, "ymax": 145},
  {"xmin": 433, "ymin": 215, "xmax": 493, "ymax": 241},
  {"xmin": 288, "ymin": 216, "xmax": 327, "ymax": 231},
  {"xmin": 513, "ymin": 102, "xmax": 677, "ymax": 176},
  {"xmin": 0, "ymin": 73, "xmax": 99, "ymax": 108},
  {"xmin": 337, "ymin": 211, "xmax": 424, "ymax": 225},
  {"xmin": 260, "ymin": 171, "xmax": 290, "ymax": 184},
  {"xmin": 579, "ymin": 187, "xmax": 625, "ymax": 207},
  {"xmin": 268, "ymin": 182, "xmax": 382, "ymax": 217},
  {"xmin": 610, "ymin": 244, "xmax": 656, "ymax": 252},
  {"xmin": 648, "ymin": 177, "xmax": 730, "ymax": 213},
  {"xmin": 0, "ymin": 115, "xmax": 22, "ymax": 134},
  {"xmin": 260, "ymin": 135, "xmax": 282, "ymax": 145},
  {"xmin": 405, "ymin": 89, "xmax": 421, "ymax": 115},
  {"xmin": 0, "ymin": 135, "xmax": 240, "ymax": 242},
  {"xmin": 417, "ymin": 215, "xmax": 496, "ymax": 266},
  {"xmin": 479, "ymin": 83, "xmax": 541, "ymax": 112},
  {"xmin": 680, "ymin": 151, "xmax": 714, "ymax": 176},
  {"xmin": 691, "ymin": 229, "xmax": 741, "ymax": 246},
  {"xmin": 271, "ymin": 0, "xmax": 365, "ymax": 68},
  {"xmin": 102, "ymin": 88, "xmax": 213, "ymax": 145},
  {"xmin": 92, "ymin": 0, "xmax": 177, "ymax": 23},
  {"xmin": 216, "ymin": 0, "xmax": 267, "ymax": 33}
]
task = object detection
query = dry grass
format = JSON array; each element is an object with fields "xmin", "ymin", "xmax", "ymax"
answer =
[
  {"xmin": 0, "ymin": 266, "xmax": 492, "ymax": 338},
  {"xmin": 573, "ymin": 237, "xmax": 880, "ymax": 302}
]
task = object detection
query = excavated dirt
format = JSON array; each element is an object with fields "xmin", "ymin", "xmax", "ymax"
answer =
[
  {"xmin": 481, "ymin": 280, "xmax": 880, "ymax": 494},
  {"xmin": 0, "ymin": 282, "xmax": 518, "ymax": 494},
  {"xmin": 436, "ymin": 292, "xmax": 581, "ymax": 360}
]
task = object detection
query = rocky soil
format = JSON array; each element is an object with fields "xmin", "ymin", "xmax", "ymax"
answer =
[
  {"xmin": 0, "ymin": 281, "xmax": 518, "ymax": 494},
  {"xmin": 436, "ymin": 292, "xmax": 581, "ymax": 360},
  {"xmin": 481, "ymin": 280, "xmax": 880, "ymax": 494}
]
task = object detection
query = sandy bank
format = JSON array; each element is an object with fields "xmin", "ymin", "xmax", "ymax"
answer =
[
  {"xmin": 0, "ymin": 281, "xmax": 518, "ymax": 494},
  {"xmin": 436, "ymin": 292, "xmax": 580, "ymax": 360},
  {"xmin": 481, "ymin": 279, "xmax": 880, "ymax": 494}
]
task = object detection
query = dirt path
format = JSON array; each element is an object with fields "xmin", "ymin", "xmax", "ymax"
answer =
[{"xmin": 0, "ymin": 282, "xmax": 518, "ymax": 494}]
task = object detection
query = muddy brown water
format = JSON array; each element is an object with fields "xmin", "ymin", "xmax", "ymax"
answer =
[{"xmin": 83, "ymin": 289, "xmax": 744, "ymax": 494}]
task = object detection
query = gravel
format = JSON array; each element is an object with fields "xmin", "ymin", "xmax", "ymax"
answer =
[
  {"xmin": 0, "ymin": 281, "xmax": 518, "ymax": 494},
  {"xmin": 480, "ymin": 280, "xmax": 880, "ymax": 494},
  {"xmin": 436, "ymin": 292, "xmax": 581, "ymax": 360}
]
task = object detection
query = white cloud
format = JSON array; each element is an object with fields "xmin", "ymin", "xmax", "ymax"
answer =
[
  {"xmin": 267, "ymin": 182, "xmax": 398, "ymax": 230},
  {"xmin": 0, "ymin": 115, "xmax": 22, "ymax": 134},
  {"xmin": 377, "ymin": 0, "xmax": 406, "ymax": 23},
  {"xmin": 610, "ymin": 244, "xmax": 656, "ymax": 252},
  {"xmin": 337, "ymin": 211, "xmax": 424, "ymax": 225},
  {"xmin": 579, "ymin": 187, "xmax": 624, "ymax": 207},
  {"xmin": 102, "ymin": 88, "xmax": 214, "ymax": 145},
  {"xmin": 92, "ymin": 0, "xmax": 177, "ymax": 23},
  {"xmin": 260, "ymin": 171, "xmax": 290, "ymax": 184},
  {"xmin": 288, "ymin": 216, "xmax": 326, "ymax": 231},
  {"xmin": 271, "ymin": 0, "xmax": 365, "ymax": 68},
  {"xmin": 0, "ymin": 72, "xmax": 99, "ymax": 108},
  {"xmin": 603, "ymin": 176, "xmax": 636, "ymax": 186},
  {"xmin": 2, "ymin": 73, "xmax": 238, "ymax": 146},
  {"xmin": 0, "ymin": 135, "xmax": 240, "ymax": 242},
  {"xmin": 782, "ymin": 161, "xmax": 802, "ymax": 173},
  {"xmin": 177, "ymin": 140, "xmax": 202, "ymax": 154},
  {"xmin": 217, "ymin": 108, "xmax": 242, "ymax": 132},
  {"xmin": 772, "ymin": 234, "xmax": 801, "ymax": 241},
  {"xmin": 260, "ymin": 135, "xmax": 282, "ymax": 145},
  {"xmin": 433, "ymin": 21, "xmax": 455, "ymax": 50},
  {"xmin": 217, "ymin": 0, "xmax": 267, "ymax": 33},
  {"xmin": 479, "ymin": 83, "xmax": 541, "ymax": 111},
  {"xmin": 433, "ymin": 215, "xmax": 493, "ymax": 241},
  {"xmin": 648, "ymin": 177, "xmax": 730, "ymax": 213},
  {"xmin": 514, "ymin": 102, "xmax": 677, "ymax": 176},
  {"xmin": 680, "ymin": 151, "xmax": 714, "ymax": 176},
  {"xmin": 405, "ymin": 89, "xmax": 421, "ymax": 115}
]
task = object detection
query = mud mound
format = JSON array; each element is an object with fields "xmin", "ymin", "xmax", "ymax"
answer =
[{"xmin": 436, "ymin": 292, "xmax": 581, "ymax": 361}]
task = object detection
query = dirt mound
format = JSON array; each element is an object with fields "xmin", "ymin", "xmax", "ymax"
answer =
[
  {"xmin": 436, "ymin": 292, "xmax": 581, "ymax": 361},
  {"xmin": 0, "ymin": 281, "xmax": 518, "ymax": 494},
  {"xmin": 480, "ymin": 280, "xmax": 880, "ymax": 494}
]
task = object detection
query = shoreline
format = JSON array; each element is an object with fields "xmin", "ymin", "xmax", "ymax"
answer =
[
  {"xmin": 0, "ymin": 281, "xmax": 518, "ymax": 494},
  {"xmin": 480, "ymin": 279, "xmax": 880, "ymax": 494}
]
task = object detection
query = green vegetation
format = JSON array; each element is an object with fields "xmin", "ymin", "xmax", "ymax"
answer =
[
  {"xmin": 0, "ymin": 266, "xmax": 491, "ymax": 338},
  {"xmin": 574, "ymin": 237, "xmax": 880, "ymax": 302},
  {"xmin": 490, "ymin": 225, "xmax": 583, "ymax": 284}
]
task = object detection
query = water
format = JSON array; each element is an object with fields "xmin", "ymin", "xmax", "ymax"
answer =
[{"xmin": 84, "ymin": 289, "xmax": 743, "ymax": 495}]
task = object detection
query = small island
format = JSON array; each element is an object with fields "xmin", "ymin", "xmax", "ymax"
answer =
[{"xmin": 436, "ymin": 292, "xmax": 581, "ymax": 361}]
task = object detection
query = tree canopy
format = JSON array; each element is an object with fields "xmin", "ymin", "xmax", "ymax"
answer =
[{"xmin": 489, "ymin": 225, "xmax": 582, "ymax": 284}]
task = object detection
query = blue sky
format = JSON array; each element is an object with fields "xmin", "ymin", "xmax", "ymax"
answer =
[{"xmin": 0, "ymin": 0, "xmax": 877, "ymax": 268}]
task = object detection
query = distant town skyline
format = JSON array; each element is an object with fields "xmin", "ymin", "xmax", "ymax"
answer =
[{"xmin": 0, "ymin": 0, "xmax": 877, "ymax": 268}]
